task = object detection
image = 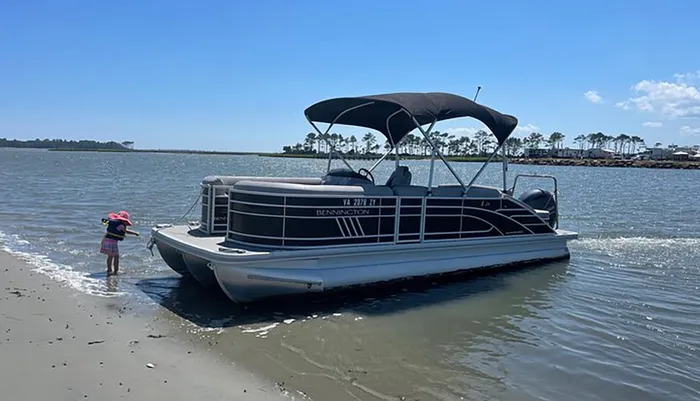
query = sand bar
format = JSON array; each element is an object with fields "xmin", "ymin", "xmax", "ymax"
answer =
[{"xmin": 0, "ymin": 250, "xmax": 292, "ymax": 401}]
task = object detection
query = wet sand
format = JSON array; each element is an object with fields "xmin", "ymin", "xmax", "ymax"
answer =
[{"xmin": 0, "ymin": 250, "xmax": 290, "ymax": 401}]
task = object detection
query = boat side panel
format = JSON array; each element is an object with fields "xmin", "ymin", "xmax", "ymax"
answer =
[{"xmin": 226, "ymin": 188, "xmax": 555, "ymax": 249}]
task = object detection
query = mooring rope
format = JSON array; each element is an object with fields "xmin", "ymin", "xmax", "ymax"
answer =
[
  {"xmin": 146, "ymin": 191, "xmax": 202, "ymax": 256},
  {"xmin": 174, "ymin": 191, "xmax": 202, "ymax": 224}
]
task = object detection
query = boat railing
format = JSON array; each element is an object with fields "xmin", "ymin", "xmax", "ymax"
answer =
[
  {"xmin": 509, "ymin": 174, "xmax": 559, "ymax": 229},
  {"xmin": 199, "ymin": 183, "xmax": 230, "ymax": 235}
]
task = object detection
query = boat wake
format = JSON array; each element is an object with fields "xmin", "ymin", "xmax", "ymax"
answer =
[
  {"xmin": 574, "ymin": 235, "xmax": 700, "ymax": 256},
  {"xmin": 0, "ymin": 231, "xmax": 127, "ymax": 298}
]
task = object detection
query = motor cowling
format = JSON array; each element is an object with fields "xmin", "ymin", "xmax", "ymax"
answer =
[{"xmin": 518, "ymin": 188, "xmax": 558, "ymax": 228}]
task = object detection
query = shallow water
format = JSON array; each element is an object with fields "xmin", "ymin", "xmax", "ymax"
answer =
[{"xmin": 1, "ymin": 148, "xmax": 699, "ymax": 400}]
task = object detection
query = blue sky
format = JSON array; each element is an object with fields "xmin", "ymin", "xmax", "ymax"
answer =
[{"xmin": 2, "ymin": 0, "xmax": 700, "ymax": 151}]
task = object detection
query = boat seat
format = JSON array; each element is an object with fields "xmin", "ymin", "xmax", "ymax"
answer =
[
  {"xmin": 392, "ymin": 185, "xmax": 429, "ymax": 197},
  {"xmin": 202, "ymin": 175, "xmax": 323, "ymax": 186},
  {"xmin": 434, "ymin": 184, "xmax": 503, "ymax": 198},
  {"xmin": 385, "ymin": 166, "xmax": 412, "ymax": 187},
  {"xmin": 232, "ymin": 180, "xmax": 394, "ymax": 197},
  {"xmin": 430, "ymin": 186, "xmax": 464, "ymax": 197}
]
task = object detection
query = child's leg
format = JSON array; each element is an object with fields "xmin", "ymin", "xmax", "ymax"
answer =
[
  {"xmin": 113, "ymin": 255, "xmax": 120, "ymax": 275},
  {"xmin": 106, "ymin": 255, "xmax": 114, "ymax": 275}
]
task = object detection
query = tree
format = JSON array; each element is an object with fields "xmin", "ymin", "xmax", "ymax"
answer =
[
  {"xmin": 348, "ymin": 135, "xmax": 357, "ymax": 153},
  {"xmin": 548, "ymin": 132, "xmax": 565, "ymax": 149},
  {"xmin": 304, "ymin": 133, "xmax": 317, "ymax": 153},
  {"xmin": 472, "ymin": 130, "xmax": 494, "ymax": 155},
  {"xmin": 504, "ymin": 137, "xmax": 523, "ymax": 156},
  {"xmin": 631, "ymin": 136, "xmax": 645, "ymax": 154},
  {"xmin": 525, "ymin": 132, "xmax": 544, "ymax": 149},
  {"xmin": 362, "ymin": 132, "xmax": 377, "ymax": 154},
  {"xmin": 0, "ymin": 138, "xmax": 128, "ymax": 150},
  {"xmin": 279, "ymin": 128, "xmax": 667, "ymax": 160}
]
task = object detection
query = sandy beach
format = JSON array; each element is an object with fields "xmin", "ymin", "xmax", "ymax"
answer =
[{"xmin": 0, "ymin": 250, "xmax": 291, "ymax": 401}]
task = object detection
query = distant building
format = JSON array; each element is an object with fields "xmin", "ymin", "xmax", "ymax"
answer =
[
  {"xmin": 586, "ymin": 148, "xmax": 615, "ymax": 159},
  {"xmin": 672, "ymin": 151, "xmax": 689, "ymax": 161},
  {"xmin": 648, "ymin": 147, "xmax": 674, "ymax": 160},
  {"xmin": 523, "ymin": 148, "xmax": 550, "ymax": 158},
  {"xmin": 552, "ymin": 147, "xmax": 584, "ymax": 159},
  {"xmin": 649, "ymin": 147, "xmax": 696, "ymax": 160}
]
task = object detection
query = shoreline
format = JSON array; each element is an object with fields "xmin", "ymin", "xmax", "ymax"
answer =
[
  {"xmin": 45, "ymin": 148, "xmax": 260, "ymax": 156},
  {"xmin": 508, "ymin": 157, "xmax": 700, "ymax": 169},
  {"xmin": 0, "ymin": 249, "xmax": 291, "ymax": 401},
  {"xmin": 16, "ymin": 147, "xmax": 700, "ymax": 169}
]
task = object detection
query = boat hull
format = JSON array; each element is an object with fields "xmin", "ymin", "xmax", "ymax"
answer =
[
  {"xmin": 181, "ymin": 252, "xmax": 218, "ymax": 287},
  {"xmin": 152, "ymin": 227, "xmax": 219, "ymax": 287},
  {"xmin": 151, "ymin": 225, "xmax": 577, "ymax": 303},
  {"xmin": 153, "ymin": 238, "xmax": 191, "ymax": 278}
]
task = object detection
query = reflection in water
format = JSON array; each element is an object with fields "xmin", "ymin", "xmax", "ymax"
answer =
[
  {"xmin": 105, "ymin": 276, "xmax": 120, "ymax": 294},
  {"xmin": 135, "ymin": 260, "xmax": 569, "ymax": 329},
  {"xmin": 136, "ymin": 261, "xmax": 570, "ymax": 401}
]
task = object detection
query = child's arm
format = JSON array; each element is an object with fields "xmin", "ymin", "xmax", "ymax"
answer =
[{"xmin": 118, "ymin": 224, "xmax": 139, "ymax": 237}]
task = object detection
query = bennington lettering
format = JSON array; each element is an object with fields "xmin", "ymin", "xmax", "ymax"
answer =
[{"xmin": 316, "ymin": 209, "xmax": 371, "ymax": 216}]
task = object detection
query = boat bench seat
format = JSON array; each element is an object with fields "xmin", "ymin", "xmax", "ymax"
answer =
[
  {"xmin": 202, "ymin": 175, "xmax": 324, "ymax": 187},
  {"xmin": 392, "ymin": 185, "xmax": 429, "ymax": 197},
  {"xmin": 432, "ymin": 185, "xmax": 504, "ymax": 198},
  {"xmin": 430, "ymin": 186, "xmax": 464, "ymax": 197},
  {"xmin": 231, "ymin": 180, "xmax": 394, "ymax": 197}
]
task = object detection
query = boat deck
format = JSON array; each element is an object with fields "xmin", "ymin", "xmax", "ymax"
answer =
[
  {"xmin": 152, "ymin": 224, "xmax": 269, "ymax": 256},
  {"xmin": 153, "ymin": 223, "xmax": 578, "ymax": 258}
]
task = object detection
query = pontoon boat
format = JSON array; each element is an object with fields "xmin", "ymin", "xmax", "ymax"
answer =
[{"xmin": 148, "ymin": 92, "xmax": 578, "ymax": 303}]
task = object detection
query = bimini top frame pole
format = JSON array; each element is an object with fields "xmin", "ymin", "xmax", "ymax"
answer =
[
  {"xmin": 408, "ymin": 116, "xmax": 466, "ymax": 189},
  {"xmin": 303, "ymin": 91, "xmax": 519, "ymax": 187},
  {"xmin": 305, "ymin": 102, "xmax": 376, "ymax": 173}
]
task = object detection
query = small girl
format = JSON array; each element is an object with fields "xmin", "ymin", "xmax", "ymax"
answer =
[{"xmin": 100, "ymin": 210, "xmax": 139, "ymax": 276}]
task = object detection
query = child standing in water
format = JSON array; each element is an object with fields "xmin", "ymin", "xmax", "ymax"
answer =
[{"xmin": 100, "ymin": 210, "xmax": 139, "ymax": 276}]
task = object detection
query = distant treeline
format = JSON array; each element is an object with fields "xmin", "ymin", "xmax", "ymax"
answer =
[{"xmin": 0, "ymin": 138, "xmax": 130, "ymax": 150}]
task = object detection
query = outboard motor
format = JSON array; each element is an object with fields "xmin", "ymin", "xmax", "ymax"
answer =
[{"xmin": 518, "ymin": 188, "xmax": 558, "ymax": 228}]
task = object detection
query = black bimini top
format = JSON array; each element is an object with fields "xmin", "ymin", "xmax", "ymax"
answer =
[{"xmin": 304, "ymin": 92, "xmax": 518, "ymax": 146}]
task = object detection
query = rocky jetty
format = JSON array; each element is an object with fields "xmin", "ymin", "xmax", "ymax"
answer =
[{"xmin": 509, "ymin": 158, "xmax": 700, "ymax": 170}]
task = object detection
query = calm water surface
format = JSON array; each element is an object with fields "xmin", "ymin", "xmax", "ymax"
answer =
[{"xmin": 0, "ymin": 148, "xmax": 698, "ymax": 400}]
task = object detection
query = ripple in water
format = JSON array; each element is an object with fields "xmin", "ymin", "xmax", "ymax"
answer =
[{"xmin": 1, "ymin": 149, "xmax": 699, "ymax": 401}]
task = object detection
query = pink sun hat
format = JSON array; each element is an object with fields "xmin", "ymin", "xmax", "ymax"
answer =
[{"xmin": 108, "ymin": 210, "xmax": 133, "ymax": 226}]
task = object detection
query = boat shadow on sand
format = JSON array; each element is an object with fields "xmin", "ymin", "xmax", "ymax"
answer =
[{"xmin": 134, "ymin": 259, "xmax": 570, "ymax": 330}]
